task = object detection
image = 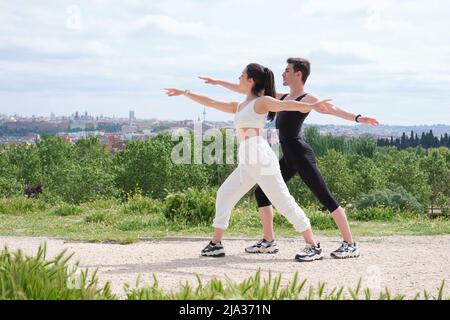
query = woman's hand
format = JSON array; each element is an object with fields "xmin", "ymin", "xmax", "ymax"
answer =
[
  {"xmin": 198, "ymin": 76, "xmax": 219, "ymax": 85},
  {"xmin": 164, "ymin": 88, "xmax": 185, "ymax": 96},
  {"xmin": 358, "ymin": 117, "xmax": 379, "ymax": 126},
  {"xmin": 164, "ymin": 88, "xmax": 238, "ymax": 114}
]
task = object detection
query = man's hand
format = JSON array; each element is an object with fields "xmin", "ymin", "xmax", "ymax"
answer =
[
  {"xmin": 358, "ymin": 117, "xmax": 379, "ymax": 126},
  {"xmin": 311, "ymin": 99, "xmax": 333, "ymax": 112},
  {"xmin": 198, "ymin": 76, "xmax": 220, "ymax": 85}
]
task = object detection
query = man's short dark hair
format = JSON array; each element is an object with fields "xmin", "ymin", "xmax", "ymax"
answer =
[{"xmin": 287, "ymin": 57, "xmax": 311, "ymax": 84}]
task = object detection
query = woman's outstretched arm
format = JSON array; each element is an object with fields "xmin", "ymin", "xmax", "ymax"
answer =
[
  {"xmin": 198, "ymin": 76, "xmax": 286, "ymax": 99},
  {"xmin": 164, "ymin": 88, "xmax": 238, "ymax": 114},
  {"xmin": 198, "ymin": 77, "xmax": 244, "ymax": 94},
  {"xmin": 256, "ymin": 96, "xmax": 333, "ymax": 114}
]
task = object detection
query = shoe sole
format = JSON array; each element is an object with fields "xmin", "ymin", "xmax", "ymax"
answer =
[
  {"xmin": 245, "ymin": 249, "xmax": 279, "ymax": 254},
  {"xmin": 295, "ymin": 255, "xmax": 324, "ymax": 262},
  {"xmin": 330, "ymin": 252, "xmax": 360, "ymax": 259},
  {"xmin": 201, "ymin": 252, "xmax": 225, "ymax": 258}
]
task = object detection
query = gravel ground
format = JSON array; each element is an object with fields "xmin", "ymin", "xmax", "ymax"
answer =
[{"xmin": 1, "ymin": 235, "xmax": 449, "ymax": 299}]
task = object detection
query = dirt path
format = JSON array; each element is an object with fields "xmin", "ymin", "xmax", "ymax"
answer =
[{"xmin": 1, "ymin": 235, "xmax": 449, "ymax": 299}]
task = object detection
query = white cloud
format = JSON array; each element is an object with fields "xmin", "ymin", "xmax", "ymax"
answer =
[
  {"xmin": 132, "ymin": 14, "xmax": 229, "ymax": 39},
  {"xmin": 1, "ymin": 0, "xmax": 450, "ymax": 124}
]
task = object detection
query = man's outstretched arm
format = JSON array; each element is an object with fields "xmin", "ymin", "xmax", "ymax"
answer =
[{"xmin": 306, "ymin": 94, "xmax": 379, "ymax": 125}]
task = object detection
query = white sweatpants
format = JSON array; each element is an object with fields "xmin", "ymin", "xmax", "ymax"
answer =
[{"xmin": 213, "ymin": 136, "xmax": 311, "ymax": 233}]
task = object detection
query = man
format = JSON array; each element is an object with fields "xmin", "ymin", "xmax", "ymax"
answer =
[{"xmin": 199, "ymin": 58, "xmax": 379, "ymax": 260}]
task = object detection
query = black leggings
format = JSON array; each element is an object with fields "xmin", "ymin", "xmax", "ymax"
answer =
[{"xmin": 255, "ymin": 138, "xmax": 340, "ymax": 213}]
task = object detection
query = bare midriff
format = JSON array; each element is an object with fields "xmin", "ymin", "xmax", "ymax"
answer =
[{"xmin": 237, "ymin": 128, "xmax": 262, "ymax": 142}]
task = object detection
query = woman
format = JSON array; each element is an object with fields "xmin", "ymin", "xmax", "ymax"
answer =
[{"xmin": 165, "ymin": 63, "xmax": 332, "ymax": 262}]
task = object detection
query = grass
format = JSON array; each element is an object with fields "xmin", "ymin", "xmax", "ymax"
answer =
[
  {"xmin": 0, "ymin": 244, "xmax": 114, "ymax": 300},
  {"xmin": 126, "ymin": 272, "xmax": 448, "ymax": 300},
  {"xmin": 0, "ymin": 196, "xmax": 449, "ymax": 243},
  {"xmin": 0, "ymin": 245, "xmax": 447, "ymax": 300},
  {"xmin": 51, "ymin": 204, "xmax": 83, "ymax": 217}
]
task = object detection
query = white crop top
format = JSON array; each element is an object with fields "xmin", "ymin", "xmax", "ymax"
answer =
[{"xmin": 233, "ymin": 98, "xmax": 267, "ymax": 129}]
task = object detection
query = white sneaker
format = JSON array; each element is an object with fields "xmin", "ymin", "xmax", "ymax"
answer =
[
  {"xmin": 295, "ymin": 243, "xmax": 324, "ymax": 262},
  {"xmin": 330, "ymin": 241, "xmax": 360, "ymax": 259},
  {"xmin": 245, "ymin": 239, "xmax": 279, "ymax": 254}
]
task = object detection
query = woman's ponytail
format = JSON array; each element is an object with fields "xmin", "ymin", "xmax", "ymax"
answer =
[
  {"xmin": 246, "ymin": 63, "xmax": 277, "ymax": 122},
  {"xmin": 263, "ymin": 68, "xmax": 276, "ymax": 122}
]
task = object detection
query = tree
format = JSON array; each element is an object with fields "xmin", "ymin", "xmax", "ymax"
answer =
[
  {"xmin": 114, "ymin": 133, "xmax": 210, "ymax": 200},
  {"xmin": 317, "ymin": 149, "xmax": 356, "ymax": 205},
  {"xmin": 0, "ymin": 145, "xmax": 23, "ymax": 197},
  {"xmin": 349, "ymin": 138, "xmax": 377, "ymax": 158},
  {"xmin": 114, "ymin": 134, "xmax": 175, "ymax": 199},
  {"xmin": 348, "ymin": 155, "xmax": 386, "ymax": 196},
  {"xmin": 377, "ymin": 150, "xmax": 432, "ymax": 206},
  {"xmin": 420, "ymin": 148, "xmax": 450, "ymax": 208},
  {"xmin": 6, "ymin": 143, "xmax": 42, "ymax": 186},
  {"xmin": 70, "ymin": 137, "xmax": 118, "ymax": 203}
]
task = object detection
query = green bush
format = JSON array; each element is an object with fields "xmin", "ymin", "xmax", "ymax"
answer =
[
  {"xmin": 36, "ymin": 189, "xmax": 64, "ymax": 205},
  {"xmin": 317, "ymin": 149, "xmax": 357, "ymax": 205},
  {"xmin": 0, "ymin": 245, "xmax": 115, "ymax": 300},
  {"xmin": 84, "ymin": 210, "xmax": 118, "ymax": 226},
  {"xmin": 379, "ymin": 151, "xmax": 432, "ymax": 206},
  {"xmin": 36, "ymin": 136, "xmax": 118, "ymax": 205},
  {"xmin": 113, "ymin": 135, "xmax": 176, "ymax": 199},
  {"xmin": 0, "ymin": 177, "xmax": 23, "ymax": 198},
  {"xmin": 287, "ymin": 176, "xmax": 318, "ymax": 208},
  {"xmin": 309, "ymin": 212, "xmax": 338, "ymax": 230},
  {"xmin": 163, "ymin": 188, "xmax": 216, "ymax": 226},
  {"xmin": 230, "ymin": 204, "xmax": 262, "ymax": 229},
  {"xmin": 348, "ymin": 207, "xmax": 405, "ymax": 221},
  {"xmin": 121, "ymin": 194, "xmax": 163, "ymax": 215},
  {"xmin": 273, "ymin": 207, "xmax": 337, "ymax": 230},
  {"xmin": 0, "ymin": 196, "xmax": 46, "ymax": 215},
  {"xmin": 82, "ymin": 198, "xmax": 120, "ymax": 210},
  {"xmin": 354, "ymin": 187, "xmax": 423, "ymax": 213},
  {"xmin": 52, "ymin": 204, "xmax": 83, "ymax": 217},
  {"xmin": 435, "ymin": 194, "xmax": 450, "ymax": 217}
]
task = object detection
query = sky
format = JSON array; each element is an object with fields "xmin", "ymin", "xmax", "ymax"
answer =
[{"xmin": 1, "ymin": 0, "xmax": 450, "ymax": 125}]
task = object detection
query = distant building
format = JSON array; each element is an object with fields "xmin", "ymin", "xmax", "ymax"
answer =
[
  {"xmin": 121, "ymin": 125, "xmax": 138, "ymax": 134},
  {"xmin": 106, "ymin": 134, "xmax": 124, "ymax": 153},
  {"xmin": 70, "ymin": 120, "xmax": 97, "ymax": 130},
  {"xmin": 129, "ymin": 110, "xmax": 136, "ymax": 122}
]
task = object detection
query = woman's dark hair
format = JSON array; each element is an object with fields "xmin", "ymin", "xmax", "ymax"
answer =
[{"xmin": 246, "ymin": 63, "xmax": 276, "ymax": 122}]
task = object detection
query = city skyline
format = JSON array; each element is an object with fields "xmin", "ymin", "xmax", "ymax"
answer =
[
  {"xmin": 3, "ymin": 108, "xmax": 450, "ymax": 127},
  {"xmin": 1, "ymin": 1, "xmax": 450, "ymax": 125}
]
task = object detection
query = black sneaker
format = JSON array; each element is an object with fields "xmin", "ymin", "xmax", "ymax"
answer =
[
  {"xmin": 245, "ymin": 239, "xmax": 279, "ymax": 254},
  {"xmin": 201, "ymin": 241, "xmax": 225, "ymax": 257},
  {"xmin": 330, "ymin": 241, "xmax": 360, "ymax": 259},
  {"xmin": 295, "ymin": 243, "xmax": 324, "ymax": 262}
]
